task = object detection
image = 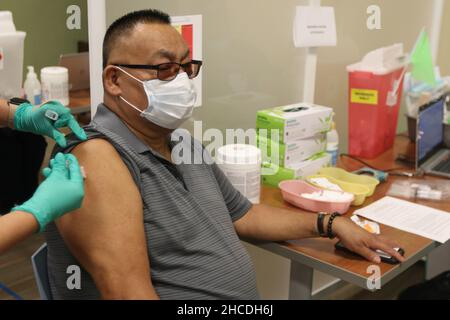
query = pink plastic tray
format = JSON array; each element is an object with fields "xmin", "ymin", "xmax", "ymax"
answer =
[{"xmin": 278, "ymin": 180, "xmax": 354, "ymax": 214}]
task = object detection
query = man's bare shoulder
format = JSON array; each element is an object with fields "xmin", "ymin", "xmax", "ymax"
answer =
[
  {"xmin": 56, "ymin": 138, "xmax": 141, "ymax": 231},
  {"xmin": 68, "ymin": 138, "xmax": 133, "ymax": 179},
  {"xmin": 71, "ymin": 138, "xmax": 119, "ymax": 161}
]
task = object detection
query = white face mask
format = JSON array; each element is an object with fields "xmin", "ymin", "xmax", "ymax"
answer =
[{"xmin": 116, "ymin": 67, "xmax": 197, "ymax": 129}]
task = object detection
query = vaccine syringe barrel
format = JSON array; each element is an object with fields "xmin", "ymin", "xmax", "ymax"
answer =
[{"xmin": 0, "ymin": 11, "xmax": 26, "ymax": 99}]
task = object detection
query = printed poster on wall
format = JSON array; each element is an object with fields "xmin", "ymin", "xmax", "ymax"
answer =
[{"xmin": 171, "ymin": 15, "xmax": 203, "ymax": 107}]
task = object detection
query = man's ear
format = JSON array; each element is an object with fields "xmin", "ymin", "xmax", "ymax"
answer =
[{"xmin": 103, "ymin": 66, "xmax": 122, "ymax": 97}]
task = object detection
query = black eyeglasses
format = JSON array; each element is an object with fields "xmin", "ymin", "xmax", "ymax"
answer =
[{"xmin": 113, "ymin": 60, "xmax": 202, "ymax": 81}]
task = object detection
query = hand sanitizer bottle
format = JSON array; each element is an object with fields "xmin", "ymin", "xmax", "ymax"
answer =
[{"xmin": 24, "ymin": 66, "xmax": 42, "ymax": 105}]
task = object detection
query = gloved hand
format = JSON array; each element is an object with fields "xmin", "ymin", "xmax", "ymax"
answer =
[
  {"xmin": 13, "ymin": 153, "xmax": 85, "ymax": 233},
  {"xmin": 14, "ymin": 101, "xmax": 87, "ymax": 147}
]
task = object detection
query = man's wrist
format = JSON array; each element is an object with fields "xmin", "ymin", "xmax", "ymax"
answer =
[
  {"xmin": 316, "ymin": 213, "xmax": 328, "ymax": 237},
  {"xmin": 328, "ymin": 215, "xmax": 345, "ymax": 238}
]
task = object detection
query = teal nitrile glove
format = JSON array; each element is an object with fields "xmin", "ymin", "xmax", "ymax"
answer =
[
  {"xmin": 13, "ymin": 153, "xmax": 85, "ymax": 233},
  {"xmin": 14, "ymin": 101, "xmax": 88, "ymax": 147}
]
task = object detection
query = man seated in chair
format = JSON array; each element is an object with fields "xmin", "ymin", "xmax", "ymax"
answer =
[{"xmin": 45, "ymin": 9, "xmax": 404, "ymax": 300}]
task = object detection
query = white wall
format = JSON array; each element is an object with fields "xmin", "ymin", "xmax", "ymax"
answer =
[
  {"xmin": 438, "ymin": 0, "xmax": 450, "ymax": 76},
  {"xmin": 105, "ymin": 0, "xmax": 441, "ymax": 152}
]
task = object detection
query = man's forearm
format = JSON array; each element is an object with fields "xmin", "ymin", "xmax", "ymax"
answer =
[
  {"xmin": 234, "ymin": 204, "xmax": 324, "ymax": 241},
  {"xmin": 97, "ymin": 275, "xmax": 161, "ymax": 300}
]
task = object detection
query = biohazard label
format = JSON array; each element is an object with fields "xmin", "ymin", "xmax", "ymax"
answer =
[
  {"xmin": 351, "ymin": 89, "xmax": 378, "ymax": 105},
  {"xmin": 0, "ymin": 48, "xmax": 4, "ymax": 70}
]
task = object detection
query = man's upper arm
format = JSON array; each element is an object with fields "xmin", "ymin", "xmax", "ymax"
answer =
[{"xmin": 56, "ymin": 139, "xmax": 158, "ymax": 299}]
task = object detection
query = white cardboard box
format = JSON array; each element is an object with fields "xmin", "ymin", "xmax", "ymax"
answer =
[
  {"xmin": 256, "ymin": 103, "xmax": 334, "ymax": 144},
  {"xmin": 258, "ymin": 133, "xmax": 327, "ymax": 167}
]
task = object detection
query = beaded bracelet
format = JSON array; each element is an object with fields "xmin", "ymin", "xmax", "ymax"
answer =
[{"xmin": 327, "ymin": 212, "xmax": 340, "ymax": 239}]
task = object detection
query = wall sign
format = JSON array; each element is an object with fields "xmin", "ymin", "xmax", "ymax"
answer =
[
  {"xmin": 172, "ymin": 15, "xmax": 203, "ymax": 107},
  {"xmin": 293, "ymin": 6, "xmax": 337, "ymax": 48}
]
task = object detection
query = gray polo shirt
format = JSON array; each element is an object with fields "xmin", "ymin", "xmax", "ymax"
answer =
[{"xmin": 45, "ymin": 104, "xmax": 259, "ymax": 300}]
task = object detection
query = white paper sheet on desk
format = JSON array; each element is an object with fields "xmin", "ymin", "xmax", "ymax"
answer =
[{"xmin": 354, "ymin": 196, "xmax": 450, "ymax": 243}]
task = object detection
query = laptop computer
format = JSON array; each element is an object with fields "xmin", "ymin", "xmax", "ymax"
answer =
[
  {"xmin": 416, "ymin": 93, "xmax": 450, "ymax": 178},
  {"xmin": 59, "ymin": 52, "xmax": 90, "ymax": 91}
]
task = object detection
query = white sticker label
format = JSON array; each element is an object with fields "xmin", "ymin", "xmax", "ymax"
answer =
[
  {"xmin": 293, "ymin": 6, "xmax": 337, "ymax": 48},
  {"xmin": 0, "ymin": 48, "xmax": 4, "ymax": 70}
]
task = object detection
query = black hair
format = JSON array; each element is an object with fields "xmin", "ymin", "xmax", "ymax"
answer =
[{"xmin": 103, "ymin": 9, "xmax": 171, "ymax": 68}]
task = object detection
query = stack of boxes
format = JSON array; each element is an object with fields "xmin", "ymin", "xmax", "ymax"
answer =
[{"xmin": 256, "ymin": 102, "xmax": 334, "ymax": 187}]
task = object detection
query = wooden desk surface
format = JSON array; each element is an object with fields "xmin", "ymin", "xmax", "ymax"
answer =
[
  {"xmin": 255, "ymin": 136, "xmax": 449, "ymax": 288},
  {"xmin": 68, "ymin": 89, "xmax": 91, "ymax": 114}
]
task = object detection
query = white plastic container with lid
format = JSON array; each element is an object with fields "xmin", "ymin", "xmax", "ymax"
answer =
[
  {"xmin": 216, "ymin": 144, "xmax": 262, "ymax": 204},
  {"xmin": 24, "ymin": 66, "xmax": 42, "ymax": 105},
  {"xmin": 41, "ymin": 66, "xmax": 69, "ymax": 106},
  {"xmin": 346, "ymin": 43, "xmax": 408, "ymax": 107},
  {"xmin": 0, "ymin": 11, "xmax": 26, "ymax": 99}
]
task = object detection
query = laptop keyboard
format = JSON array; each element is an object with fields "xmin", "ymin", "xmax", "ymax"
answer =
[{"xmin": 433, "ymin": 156, "xmax": 450, "ymax": 174}]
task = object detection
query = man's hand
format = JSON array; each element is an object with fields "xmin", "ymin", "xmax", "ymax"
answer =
[{"xmin": 333, "ymin": 217, "xmax": 405, "ymax": 264}]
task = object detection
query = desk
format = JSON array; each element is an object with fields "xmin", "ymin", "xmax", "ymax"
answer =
[
  {"xmin": 68, "ymin": 89, "xmax": 91, "ymax": 115},
  {"xmin": 246, "ymin": 136, "xmax": 450, "ymax": 299}
]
